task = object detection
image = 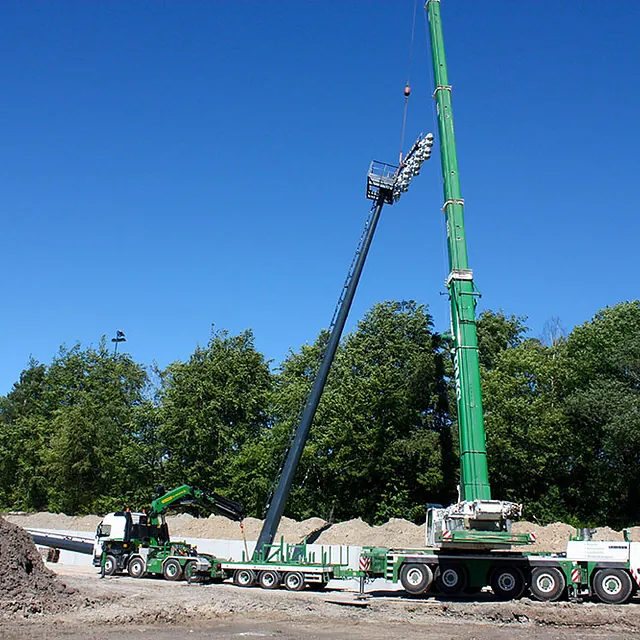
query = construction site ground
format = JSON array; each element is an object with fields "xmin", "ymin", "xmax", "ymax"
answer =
[
  {"xmin": 0, "ymin": 563, "xmax": 638, "ymax": 639},
  {"xmin": 2, "ymin": 515, "xmax": 640, "ymax": 638}
]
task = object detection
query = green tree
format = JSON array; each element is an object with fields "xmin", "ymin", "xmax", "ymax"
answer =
[
  {"xmin": 483, "ymin": 339, "xmax": 572, "ymax": 521},
  {"xmin": 561, "ymin": 302, "xmax": 640, "ymax": 527},
  {"xmin": 157, "ymin": 328, "xmax": 273, "ymax": 503},
  {"xmin": 476, "ymin": 310, "xmax": 528, "ymax": 370},
  {"xmin": 0, "ymin": 341, "xmax": 154, "ymax": 513},
  {"xmin": 269, "ymin": 301, "xmax": 452, "ymax": 524}
]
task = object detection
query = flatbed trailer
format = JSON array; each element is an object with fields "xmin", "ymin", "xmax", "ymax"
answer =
[{"xmin": 193, "ymin": 540, "xmax": 350, "ymax": 591}]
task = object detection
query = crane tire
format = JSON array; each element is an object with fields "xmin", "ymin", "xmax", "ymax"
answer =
[
  {"xmin": 163, "ymin": 558, "xmax": 183, "ymax": 581},
  {"xmin": 490, "ymin": 565, "xmax": 526, "ymax": 601},
  {"xmin": 434, "ymin": 564, "xmax": 467, "ymax": 596},
  {"xmin": 592, "ymin": 568, "xmax": 634, "ymax": 604},
  {"xmin": 399, "ymin": 563, "xmax": 433, "ymax": 595},
  {"xmin": 127, "ymin": 556, "xmax": 146, "ymax": 579},
  {"xmin": 234, "ymin": 569, "xmax": 257, "ymax": 587},
  {"xmin": 529, "ymin": 567, "xmax": 566, "ymax": 602}
]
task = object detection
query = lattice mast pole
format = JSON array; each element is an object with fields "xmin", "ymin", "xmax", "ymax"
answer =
[{"xmin": 426, "ymin": 0, "xmax": 491, "ymax": 502}]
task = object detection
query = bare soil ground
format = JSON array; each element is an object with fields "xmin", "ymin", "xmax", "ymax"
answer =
[{"xmin": 1, "ymin": 564, "xmax": 640, "ymax": 639}]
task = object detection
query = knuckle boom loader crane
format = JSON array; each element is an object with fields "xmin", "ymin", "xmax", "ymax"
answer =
[{"xmin": 245, "ymin": 0, "xmax": 640, "ymax": 604}]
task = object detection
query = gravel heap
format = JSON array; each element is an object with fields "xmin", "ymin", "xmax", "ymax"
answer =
[{"xmin": 0, "ymin": 517, "xmax": 79, "ymax": 617}]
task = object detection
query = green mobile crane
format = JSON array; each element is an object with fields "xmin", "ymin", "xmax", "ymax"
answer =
[{"xmin": 422, "ymin": 0, "xmax": 530, "ymax": 547}]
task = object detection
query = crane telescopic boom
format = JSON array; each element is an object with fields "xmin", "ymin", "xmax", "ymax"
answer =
[{"xmin": 424, "ymin": 0, "xmax": 528, "ymax": 547}]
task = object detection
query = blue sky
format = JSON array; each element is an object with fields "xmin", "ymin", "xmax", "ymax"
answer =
[{"xmin": 1, "ymin": 1, "xmax": 638, "ymax": 394}]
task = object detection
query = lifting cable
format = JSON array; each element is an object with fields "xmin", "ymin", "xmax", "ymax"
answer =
[{"xmin": 399, "ymin": 0, "xmax": 419, "ymax": 164}]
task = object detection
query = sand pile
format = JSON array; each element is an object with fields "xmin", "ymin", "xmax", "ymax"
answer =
[
  {"xmin": 512, "ymin": 521, "xmax": 575, "ymax": 553},
  {"xmin": 314, "ymin": 518, "xmax": 425, "ymax": 547},
  {"xmin": 168, "ymin": 514, "xmax": 328, "ymax": 543},
  {"xmin": 4, "ymin": 510, "xmax": 639, "ymax": 549},
  {"xmin": 4, "ymin": 512, "xmax": 100, "ymax": 533},
  {"xmin": 0, "ymin": 517, "xmax": 79, "ymax": 617}
]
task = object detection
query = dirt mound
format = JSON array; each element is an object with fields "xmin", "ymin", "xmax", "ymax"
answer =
[
  {"xmin": 0, "ymin": 517, "xmax": 79, "ymax": 617},
  {"xmin": 3, "ymin": 512, "xmax": 100, "ymax": 533},
  {"xmin": 168, "ymin": 514, "xmax": 328, "ymax": 543},
  {"xmin": 512, "ymin": 521, "xmax": 575, "ymax": 553},
  {"xmin": 315, "ymin": 518, "xmax": 374, "ymax": 545}
]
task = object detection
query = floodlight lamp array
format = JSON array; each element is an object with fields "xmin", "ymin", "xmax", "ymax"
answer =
[{"xmin": 393, "ymin": 132, "xmax": 435, "ymax": 201}]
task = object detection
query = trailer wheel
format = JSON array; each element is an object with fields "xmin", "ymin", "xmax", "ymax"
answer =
[
  {"xmin": 434, "ymin": 564, "xmax": 467, "ymax": 596},
  {"xmin": 399, "ymin": 563, "xmax": 434, "ymax": 595},
  {"xmin": 592, "ymin": 568, "xmax": 634, "ymax": 604},
  {"xmin": 530, "ymin": 567, "xmax": 566, "ymax": 602},
  {"xmin": 284, "ymin": 571, "xmax": 306, "ymax": 591},
  {"xmin": 183, "ymin": 560, "xmax": 198, "ymax": 583},
  {"xmin": 103, "ymin": 554, "xmax": 118, "ymax": 576},
  {"xmin": 234, "ymin": 569, "xmax": 257, "ymax": 587},
  {"xmin": 490, "ymin": 566, "xmax": 525, "ymax": 600},
  {"xmin": 163, "ymin": 558, "xmax": 183, "ymax": 581},
  {"xmin": 127, "ymin": 556, "xmax": 146, "ymax": 579},
  {"xmin": 258, "ymin": 569, "xmax": 281, "ymax": 590}
]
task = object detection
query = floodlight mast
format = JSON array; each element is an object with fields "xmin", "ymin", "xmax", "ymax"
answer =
[{"xmin": 254, "ymin": 142, "xmax": 433, "ymax": 560}]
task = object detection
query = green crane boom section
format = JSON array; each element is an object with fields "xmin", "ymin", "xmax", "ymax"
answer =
[{"xmin": 426, "ymin": 0, "xmax": 491, "ymax": 502}]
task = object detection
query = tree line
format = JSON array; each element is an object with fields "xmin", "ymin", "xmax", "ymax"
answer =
[{"xmin": 1, "ymin": 300, "xmax": 638, "ymax": 529}]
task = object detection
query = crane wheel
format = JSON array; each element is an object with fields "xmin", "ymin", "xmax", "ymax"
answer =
[
  {"xmin": 434, "ymin": 564, "xmax": 467, "ymax": 596},
  {"xmin": 490, "ymin": 565, "xmax": 526, "ymax": 600},
  {"xmin": 258, "ymin": 570, "xmax": 281, "ymax": 590},
  {"xmin": 163, "ymin": 558, "xmax": 184, "ymax": 581},
  {"xmin": 592, "ymin": 568, "xmax": 634, "ymax": 604},
  {"xmin": 529, "ymin": 567, "xmax": 566, "ymax": 602},
  {"xmin": 399, "ymin": 563, "xmax": 433, "ymax": 595},
  {"xmin": 234, "ymin": 569, "xmax": 257, "ymax": 587},
  {"xmin": 127, "ymin": 556, "xmax": 146, "ymax": 579},
  {"xmin": 284, "ymin": 571, "xmax": 306, "ymax": 591}
]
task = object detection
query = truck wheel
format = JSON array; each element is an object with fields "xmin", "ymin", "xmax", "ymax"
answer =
[
  {"xmin": 127, "ymin": 556, "xmax": 146, "ymax": 579},
  {"xmin": 400, "ymin": 563, "xmax": 433, "ymax": 595},
  {"xmin": 435, "ymin": 564, "xmax": 467, "ymax": 596},
  {"xmin": 103, "ymin": 554, "xmax": 118, "ymax": 576},
  {"xmin": 234, "ymin": 569, "xmax": 256, "ymax": 587},
  {"xmin": 258, "ymin": 570, "xmax": 281, "ymax": 590},
  {"xmin": 284, "ymin": 571, "xmax": 306, "ymax": 591},
  {"xmin": 183, "ymin": 560, "xmax": 198, "ymax": 583},
  {"xmin": 490, "ymin": 566, "xmax": 525, "ymax": 600},
  {"xmin": 163, "ymin": 558, "xmax": 183, "ymax": 581},
  {"xmin": 530, "ymin": 567, "xmax": 566, "ymax": 602},
  {"xmin": 592, "ymin": 568, "xmax": 634, "ymax": 604}
]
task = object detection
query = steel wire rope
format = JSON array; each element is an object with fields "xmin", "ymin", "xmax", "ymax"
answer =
[{"xmin": 399, "ymin": 0, "xmax": 419, "ymax": 163}]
